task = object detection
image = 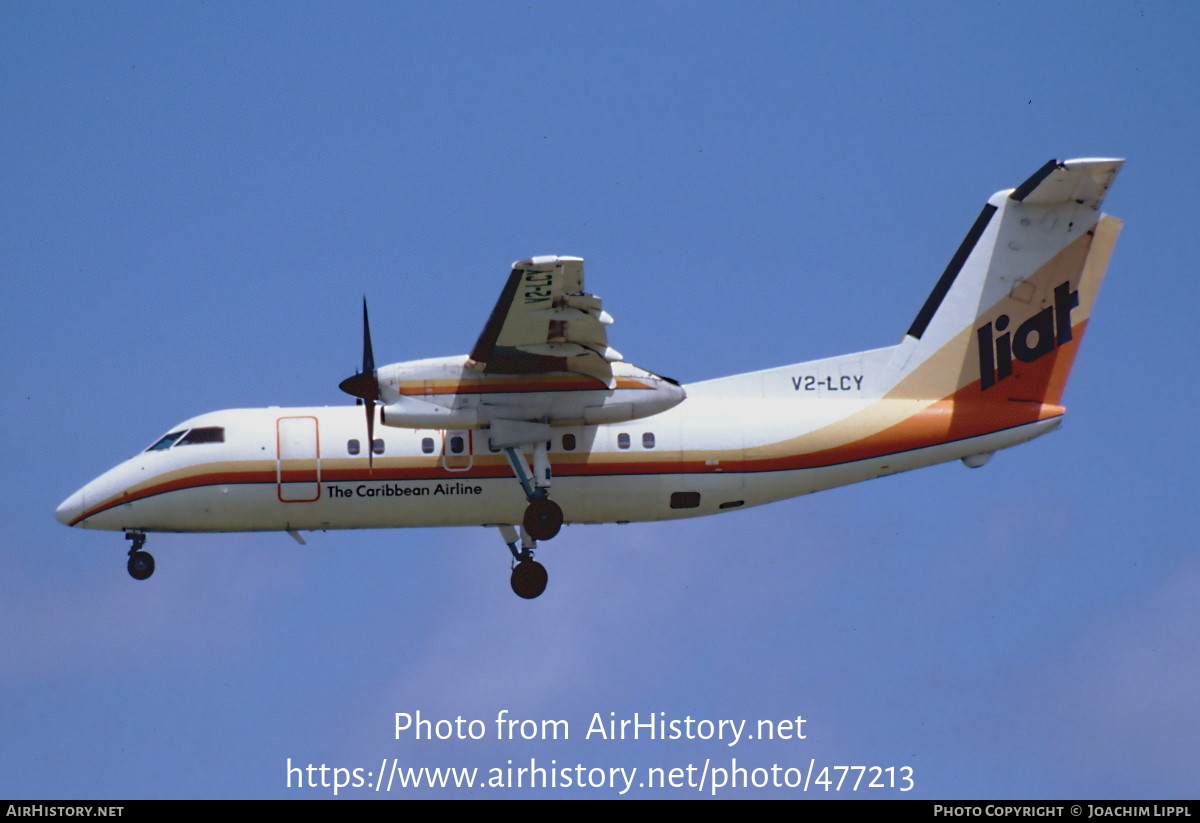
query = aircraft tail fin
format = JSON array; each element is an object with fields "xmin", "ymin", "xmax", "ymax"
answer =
[
  {"xmin": 887, "ymin": 157, "xmax": 1123, "ymax": 408},
  {"xmin": 684, "ymin": 158, "xmax": 1123, "ymax": 420}
]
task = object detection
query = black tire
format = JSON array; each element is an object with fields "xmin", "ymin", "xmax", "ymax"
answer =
[
  {"xmin": 127, "ymin": 550, "xmax": 155, "ymax": 581},
  {"xmin": 522, "ymin": 498, "xmax": 563, "ymax": 541},
  {"xmin": 510, "ymin": 559, "xmax": 548, "ymax": 599}
]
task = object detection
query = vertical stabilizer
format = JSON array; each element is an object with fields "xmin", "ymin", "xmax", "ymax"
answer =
[{"xmin": 891, "ymin": 158, "xmax": 1123, "ymax": 408}]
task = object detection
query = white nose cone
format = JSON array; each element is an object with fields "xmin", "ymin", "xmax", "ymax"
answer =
[{"xmin": 55, "ymin": 488, "xmax": 86, "ymax": 526}]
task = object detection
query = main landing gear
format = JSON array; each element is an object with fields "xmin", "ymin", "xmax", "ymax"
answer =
[
  {"xmin": 488, "ymin": 422, "xmax": 564, "ymax": 598},
  {"xmin": 490, "ymin": 422, "xmax": 565, "ymax": 542},
  {"xmin": 523, "ymin": 497, "xmax": 563, "ymax": 542},
  {"xmin": 502, "ymin": 441, "xmax": 562, "ymax": 541},
  {"xmin": 499, "ymin": 524, "xmax": 548, "ymax": 599},
  {"xmin": 125, "ymin": 531, "xmax": 155, "ymax": 581}
]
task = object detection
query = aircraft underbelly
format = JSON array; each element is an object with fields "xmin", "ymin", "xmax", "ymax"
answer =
[{"xmin": 740, "ymin": 415, "xmax": 1063, "ymax": 506}]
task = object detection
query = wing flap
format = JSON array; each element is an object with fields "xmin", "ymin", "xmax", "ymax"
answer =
[{"xmin": 470, "ymin": 255, "xmax": 618, "ymax": 380}]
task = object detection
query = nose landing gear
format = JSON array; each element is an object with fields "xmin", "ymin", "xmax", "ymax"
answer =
[{"xmin": 125, "ymin": 531, "xmax": 155, "ymax": 581}]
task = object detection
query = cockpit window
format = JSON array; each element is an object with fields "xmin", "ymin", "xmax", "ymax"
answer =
[
  {"xmin": 146, "ymin": 431, "xmax": 185, "ymax": 452},
  {"xmin": 177, "ymin": 427, "xmax": 225, "ymax": 446}
]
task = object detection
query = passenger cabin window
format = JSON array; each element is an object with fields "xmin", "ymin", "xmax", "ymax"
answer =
[
  {"xmin": 449, "ymin": 435, "xmax": 465, "ymax": 454},
  {"xmin": 372, "ymin": 439, "xmax": 385, "ymax": 455},
  {"xmin": 642, "ymin": 432, "xmax": 655, "ymax": 449},
  {"xmin": 617, "ymin": 433, "xmax": 631, "ymax": 450},
  {"xmin": 177, "ymin": 427, "xmax": 225, "ymax": 446},
  {"xmin": 421, "ymin": 437, "xmax": 435, "ymax": 455},
  {"xmin": 146, "ymin": 431, "xmax": 185, "ymax": 452},
  {"xmin": 562, "ymin": 433, "xmax": 576, "ymax": 451},
  {"xmin": 347, "ymin": 439, "xmax": 360, "ymax": 455}
]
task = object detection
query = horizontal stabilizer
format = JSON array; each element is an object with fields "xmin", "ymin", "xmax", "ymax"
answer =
[{"xmin": 1009, "ymin": 158, "xmax": 1123, "ymax": 209}]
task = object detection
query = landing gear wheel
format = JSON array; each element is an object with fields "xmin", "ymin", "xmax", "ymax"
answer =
[
  {"xmin": 523, "ymin": 498, "xmax": 563, "ymax": 541},
  {"xmin": 510, "ymin": 559, "xmax": 548, "ymax": 599},
  {"xmin": 127, "ymin": 550, "xmax": 155, "ymax": 581}
]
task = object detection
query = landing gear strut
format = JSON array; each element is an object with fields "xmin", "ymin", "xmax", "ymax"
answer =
[
  {"xmin": 503, "ymin": 442, "xmax": 562, "ymax": 541},
  {"xmin": 490, "ymin": 423, "xmax": 561, "ymax": 597},
  {"xmin": 125, "ymin": 531, "xmax": 155, "ymax": 581},
  {"xmin": 500, "ymin": 524, "xmax": 548, "ymax": 599}
]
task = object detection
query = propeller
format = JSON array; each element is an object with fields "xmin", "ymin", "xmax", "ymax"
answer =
[{"xmin": 338, "ymin": 298, "xmax": 380, "ymax": 468}]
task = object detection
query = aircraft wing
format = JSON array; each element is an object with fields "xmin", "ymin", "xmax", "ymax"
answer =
[{"xmin": 469, "ymin": 256, "xmax": 621, "ymax": 382}]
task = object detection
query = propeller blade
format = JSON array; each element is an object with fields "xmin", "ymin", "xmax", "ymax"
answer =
[
  {"xmin": 339, "ymin": 297, "xmax": 381, "ymax": 403},
  {"xmin": 338, "ymin": 297, "xmax": 381, "ymax": 471},
  {"xmin": 362, "ymin": 297, "xmax": 375, "ymax": 376},
  {"xmin": 363, "ymin": 297, "xmax": 378, "ymax": 471}
]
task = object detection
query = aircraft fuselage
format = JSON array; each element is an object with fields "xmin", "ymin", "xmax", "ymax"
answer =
[{"xmin": 56, "ymin": 397, "xmax": 1061, "ymax": 534}]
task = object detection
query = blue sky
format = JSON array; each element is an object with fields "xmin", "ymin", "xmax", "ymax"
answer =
[{"xmin": 3, "ymin": 1, "xmax": 1196, "ymax": 798}]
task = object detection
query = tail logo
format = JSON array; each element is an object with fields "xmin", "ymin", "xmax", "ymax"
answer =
[{"xmin": 976, "ymin": 282, "xmax": 1079, "ymax": 390}]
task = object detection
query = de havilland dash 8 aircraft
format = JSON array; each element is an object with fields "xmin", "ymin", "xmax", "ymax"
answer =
[{"xmin": 56, "ymin": 157, "xmax": 1123, "ymax": 599}]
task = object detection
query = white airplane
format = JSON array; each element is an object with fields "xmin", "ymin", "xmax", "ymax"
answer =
[{"xmin": 56, "ymin": 158, "xmax": 1124, "ymax": 599}]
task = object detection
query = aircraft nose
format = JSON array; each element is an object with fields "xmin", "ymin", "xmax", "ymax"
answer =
[{"xmin": 55, "ymin": 488, "xmax": 86, "ymax": 526}]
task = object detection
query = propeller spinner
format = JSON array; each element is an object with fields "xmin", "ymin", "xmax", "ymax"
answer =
[{"xmin": 338, "ymin": 298, "xmax": 380, "ymax": 467}]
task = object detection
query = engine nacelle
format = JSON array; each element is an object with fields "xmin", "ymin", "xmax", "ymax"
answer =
[
  {"xmin": 375, "ymin": 356, "xmax": 685, "ymax": 430},
  {"xmin": 381, "ymin": 396, "xmax": 483, "ymax": 430}
]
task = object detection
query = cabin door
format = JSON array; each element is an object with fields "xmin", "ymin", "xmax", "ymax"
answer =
[{"xmin": 277, "ymin": 416, "xmax": 321, "ymax": 502}]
